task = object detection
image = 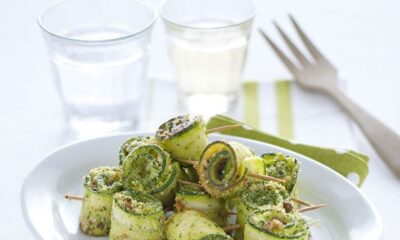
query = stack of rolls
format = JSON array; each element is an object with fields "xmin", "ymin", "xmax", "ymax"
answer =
[{"xmin": 75, "ymin": 115, "xmax": 314, "ymax": 240}]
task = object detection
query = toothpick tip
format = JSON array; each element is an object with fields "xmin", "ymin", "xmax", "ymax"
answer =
[{"xmin": 298, "ymin": 203, "xmax": 327, "ymax": 213}]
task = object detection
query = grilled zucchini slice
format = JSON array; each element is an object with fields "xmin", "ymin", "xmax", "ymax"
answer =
[
  {"xmin": 109, "ymin": 191, "xmax": 164, "ymax": 240},
  {"xmin": 175, "ymin": 183, "xmax": 228, "ymax": 226},
  {"xmin": 244, "ymin": 208, "xmax": 309, "ymax": 240},
  {"xmin": 156, "ymin": 115, "xmax": 208, "ymax": 161},
  {"xmin": 79, "ymin": 166, "xmax": 123, "ymax": 236},
  {"xmin": 165, "ymin": 210, "xmax": 232, "ymax": 240},
  {"xmin": 236, "ymin": 181, "xmax": 290, "ymax": 240},
  {"xmin": 262, "ymin": 153, "xmax": 300, "ymax": 195},
  {"xmin": 119, "ymin": 136, "xmax": 156, "ymax": 165},
  {"xmin": 197, "ymin": 141, "xmax": 247, "ymax": 199}
]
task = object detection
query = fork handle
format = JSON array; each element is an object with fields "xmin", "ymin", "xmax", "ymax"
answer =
[{"xmin": 327, "ymin": 88, "xmax": 400, "ymax": 177}]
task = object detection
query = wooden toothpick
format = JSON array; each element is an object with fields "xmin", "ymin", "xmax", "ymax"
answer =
[
  {"xmin": 298, "ymin": 204, "xmax": 327, "ymax": 213},
  {"xmin": 291, "ymin": 197, "xmax": 312, "ymax": 206},
  {"xmin": 223, "ymin": 224, "xmax": 241, "ymax": 232},
  {"xmin": 247, "ymin": 173, "xmax": 286, "ymax": 184},
  {"xmin": 64, "ymin": 195, "xmax": 83, "ymax": 201},
  {"xmin": 206, "ymin": 124, "xmax": 242, "ymax": 134}
]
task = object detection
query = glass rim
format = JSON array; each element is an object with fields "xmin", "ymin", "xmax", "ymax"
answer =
[
  {"xmin": 159, "ymin": 0, "xmax": 256, "ymax": 31},
  {"xmin": 37, "ymin": 0, "xmax": 157, "ymax": 44}
]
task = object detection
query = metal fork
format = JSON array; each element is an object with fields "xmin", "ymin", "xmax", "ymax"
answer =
[{"xmin": 259, "ymin": 15, "xmax": 400, "ymax": 177}]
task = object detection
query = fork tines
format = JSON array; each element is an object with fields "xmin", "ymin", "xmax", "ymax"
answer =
[{"xmin": 259, "ymin": 15, "xmax": 333, "ymax": 73}]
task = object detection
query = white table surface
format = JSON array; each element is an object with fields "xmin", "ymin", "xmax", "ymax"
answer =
[{"xmin": 1, "ymin": 0, "xmax": 399, "ymax": 239}]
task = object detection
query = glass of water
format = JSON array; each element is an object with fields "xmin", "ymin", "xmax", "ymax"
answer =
[
  {"xmin": 160, "ymin": 0, "xmax": 255, "ymax": 116},
  {"xmin": 38, "ymin": 0, "xmax": 156, "ymax": 136}
]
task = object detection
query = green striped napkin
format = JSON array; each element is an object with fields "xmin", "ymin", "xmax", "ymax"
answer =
[{"xmin": 207, "ymin": 114, "xmax": 369, "ymax": 187}]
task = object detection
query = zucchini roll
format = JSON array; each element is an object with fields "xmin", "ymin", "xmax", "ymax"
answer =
[
  {"xmin": 175, "ymin": 183, "xmax": 228, "ymax": 226},
  {"xmin": 122, "ymin": 144, "xmax": 180, "ymax": 206},
  {"xmin": 197, "ymin": 141, "xmax": 247, "ymax": 199},
  {"xmin": 79, "ymin": 166, "xmax": 123, "ymax": 236},
  {"xmin": 262, "ymin": 153, "xmax": 300, "ymax": 195},
  {"xmin": 165, "ymin": 210, "xmax": 232, "ymax": 240},
  {"xmin": 236, "ymin": 181, "xmax": 290, "ymax": 240},
  {"xmin": 109, "ymin": 191, "xmax": 164, "ymax": 240},
  {"xmin": 244, "ymin": 208, "xmax": 309, "ymax": 240},
  {"xmin": 122, "ymin": 144, "xmax": 172, "ymax": 193},
  {"xmin": 156, "ymin": 115, "xmax": 208, "ymax": 160},
  {"xmin": 119, "ymin": 136, "xmax": 156, "ymax": 165}
]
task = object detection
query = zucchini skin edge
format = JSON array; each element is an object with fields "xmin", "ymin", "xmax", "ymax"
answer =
[
  {"xmin": 109, "ymin": 193, "xmax": 164, "ymax": 240},
  {"xmin": 244, "ymin": 210, "xmax": 309, "ymax": 240},
  {"xmin": 156, "ymin": 115, "xmax": 208, "ymax": 160},
  {"xmin": 79, "ymin": 188, "xmax": 115, "ymax": 236}
]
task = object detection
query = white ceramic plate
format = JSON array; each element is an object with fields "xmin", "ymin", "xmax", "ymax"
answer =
[{"xmin": 21, "ymin": 133, "xmax": 382, "ymax": 240}]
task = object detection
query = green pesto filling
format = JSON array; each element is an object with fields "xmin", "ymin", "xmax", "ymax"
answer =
[
  {"xmin": 83, "ymin": 166, "xmax": 123, "ymax": 193},
  {"xmin": 248, "ymin": 209, "xmax": 309, "ymax": 238},
  {"xmin": 114, "ymin": 191, "xmax": 162, "ymax": 215},
  {"xmin": 262, "ymin": 153, "xmax": 300, "ymax": 193},
  {"xmin": 119, "ymin": 136, "xmax": 156, "ymax": 165},
  {"xmin": 156, "ymin": 115, "xmax": 203, "ymax": 140},
  {"xmin": 240, "ymin": 181, "xmax": 289, "ymax": 209},
  {"xmin": 122, "ymin": 144, "xmax": 169, "ymax": 192}
]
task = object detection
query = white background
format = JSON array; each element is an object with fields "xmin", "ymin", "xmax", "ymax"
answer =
[{"xmin": 1, "ymin": 0, "xmax": 399, "ymax": 239}]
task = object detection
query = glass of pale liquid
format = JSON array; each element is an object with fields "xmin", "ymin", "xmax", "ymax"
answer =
[
  {"xmin": 38, "ymin": 0, "xmax": 156, "ymax": 136},
  {"xmin": 160, "ymin": 0, "xmax": 255, "ymax": 116}
]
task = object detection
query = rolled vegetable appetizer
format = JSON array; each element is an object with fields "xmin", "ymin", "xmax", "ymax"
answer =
[
  {"xmin": 244, "ymin": 208, "xmax": 309, "ymax": 240},
  {"xmin": 156, "ymin": 115, "xmax": 208, "ymax": 160},
  {"xmin": 122, "ymin": 144, "xmax": 181, "ymax": 206},
  {"xmin": 80, "ymin": 166, "xmax": 123, "ymax": 236},
  {"xmin": 109, "ymin": 191, "xmax": 164, "ymax": 240},
  {"xmin": 165, "ymin": 210, "xmax": 232, "ymax": 240},
  {"xmin": 236, "ymin": 181, "xmax": 291, "ymax": 240},
  {"xmin": 119, "ymin": 136, "xmax": 156, "ymax": 165},
  {"xmin": 197, "ymin": 141, "xmax": 247, "ymax": 199},
  {"xmin": 262, "ymin": 153, "xmax": 300, "ymax": 195},
  {"xmin": 122, "ymin": 144, "xmax": 171, "ymax": 193},
  {"xmin": 175, "ymin": 183, "xmax": 228, "ymax": 226}
]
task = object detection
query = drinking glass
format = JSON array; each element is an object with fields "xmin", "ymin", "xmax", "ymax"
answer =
[
  {"xmin": 38, "ymin": 0, "xmax": 156, "ymax": 135},
  {"xmin": 160, "ymin": 0, "xmax": 255, "ymax": 116}
]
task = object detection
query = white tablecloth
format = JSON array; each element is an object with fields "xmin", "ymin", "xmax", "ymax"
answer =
[{"xmin": 1, "ymin": 0, "xmax": 399, "ymax": 239}]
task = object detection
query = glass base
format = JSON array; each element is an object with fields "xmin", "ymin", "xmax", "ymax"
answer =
[
  {"xmin": 68, "ymin": 116, "xmax": 137, "ymax": 139},
  {"xmin": 180, "ymin": 93, "xmax": 237, "ymax": 118}
]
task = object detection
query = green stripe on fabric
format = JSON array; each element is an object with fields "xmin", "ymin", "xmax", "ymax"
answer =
[
  {"xmin": 275, "ymin": 80, "xmax": 293, "ymax": 139},
  {"xmin": 243, "ymin": 81, "xmax": 259, "ymax": 128}
]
